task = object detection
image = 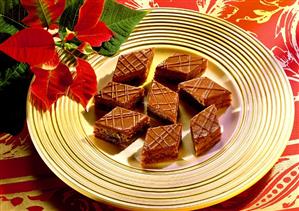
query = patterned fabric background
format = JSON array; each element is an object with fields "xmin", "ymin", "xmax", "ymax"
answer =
[{"xmin": 1, "ymin": 0, "xmax": 298, "ymax": 210}]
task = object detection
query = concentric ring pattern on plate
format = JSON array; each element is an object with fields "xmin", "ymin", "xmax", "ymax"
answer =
[{"xmin": 27, "ymin": 8, "xmax": 294, "ymax": 210}]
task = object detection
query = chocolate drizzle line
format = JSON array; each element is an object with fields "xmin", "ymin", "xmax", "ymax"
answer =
[{"xmin": 100, "ymin": 82, "xmax": 142, "ymax": 102}]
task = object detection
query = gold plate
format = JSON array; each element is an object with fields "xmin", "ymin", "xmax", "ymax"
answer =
[{"xmin": 26, "ymin": 8, "xmax": 294, "ymax": 210}]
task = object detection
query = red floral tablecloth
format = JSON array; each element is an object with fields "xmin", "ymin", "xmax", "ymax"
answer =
[{"xmin": 1, "ymin": 0, "xmax": 298, "ymax": 210}]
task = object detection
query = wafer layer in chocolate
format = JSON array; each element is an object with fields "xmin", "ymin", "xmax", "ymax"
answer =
[
  {"xmin": 141, "ymin": 123, "xmax": 182, "ymax": 167},
  {"xmin": 147, "ymin": 80, "xmax": 179, "ymax": 123},
  {"xmin": 94, "ymin": 107, "xmax": 150, "ymax": 149},
  {"xmin": 95, "ymin": 82, "xmax": 144, "ymax": 110},
  {"xmin": 155, "ymin": 53, "xmax": 207, "ymax": 82},
  {"xmin": 190, "ymin": 105, "xmax": 221, "ymax": 156},
  {"xmin": 112, "ymin": 48, "xmax": 154, "ymax": 85},
  {"xmin": 179, "ymin": 77, "xmax": 231, "ymax": 109}
]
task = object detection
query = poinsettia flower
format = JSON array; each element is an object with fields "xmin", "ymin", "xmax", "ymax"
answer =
[
  {"xmin": 64, "ymin": 29, "xmax": 76, "ymax": 42},
  {"xmin": 0, "ymin": 0, "xmax": 146, "ymax": 113},
  {"xmin": 77, "ymin": 42, "xmax": 93, "ymax": 54},
  {"xmin": 21, "ymin": 0, "xmax": 66, "ymax": 28}
]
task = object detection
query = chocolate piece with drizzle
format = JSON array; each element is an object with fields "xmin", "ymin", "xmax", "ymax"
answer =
[
  {"xmin": 141, "ymin": 123, "xmax": 182, "ymax": 167},
  {"xmin": 179, "ymin": 77, "xmax": 231, "ymax": 109},
  {"xmin": 147, "ymin": 80, "xmax": 179, "ymax": 123},
  {"xmin": 190, "ymin": 105, "xmax": 221, "ymax": 156},
  {"xmin": 113, "ymin": 48, "xmax": 154, "ymax": 85},
  {"xmin": 155, "ymin": 53, "xmax": 207, "ymax": 82},
  {"xmin": 94, "ymin": 107, "xmax": 150, "ymax": 149},
  {"xmin": 95, "ymin": 81, "xmax": 144, "ymax": 110}
]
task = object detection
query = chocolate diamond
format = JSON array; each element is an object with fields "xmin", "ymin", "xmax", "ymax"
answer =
[
  {"xmin": 94, "ymin": 107, "xmax": 150, "ymax": 148},
  {"xmin": 155, "ymin": 53, "xmax": 207, "ymax": 82},
  {"xmin": 190, "ymin": 105, "xmax": 221, "ymax": 156},
  {"xmin": 94, "ymin": 82, "xmax": 144, "ymax": 110},
  {"xmin": 112, "ymin": 48, "xmax": 154, "ymax": 85},
  {"xmin": 147, "ymin": 80, "xmax": 179, "ymax": 123},
  {"xmin": 179, "ymin": 77, "xmax": 231, "ymax": 109},
  {"xmin": 141, "ymin": 123, "xmax": 182, "ymax": 167}
]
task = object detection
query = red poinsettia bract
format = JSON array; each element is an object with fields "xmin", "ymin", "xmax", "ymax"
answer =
[
  {"xmin": 75, "ymin": 0, "xmax": 104, "ymax": 31},
  {"xmin": 76, "ymin": 21, "xmax": 113, "ymax": 47},
  {"xmin": 74, "ymin": 0, "xmax": 113, "ymax": 47},
  {"xmin": 70, "ymin": 59, "xmax": 98, "ymax": 108},
  {"xmin": 21, "ymin": 0, "xmax": 66, "ymax": 28},
  {"xmin": 0, "ymin": 28, "xmax": 56, "ymax": 66},
  {"xmin": 37, "ymin": 51, "xmax": 60, "ymax": 70},
  {"xmin": 31, "ymin": 63, "xmax": 72, "ymax": 109}
]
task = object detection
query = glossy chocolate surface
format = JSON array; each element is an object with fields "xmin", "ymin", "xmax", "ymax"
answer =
[
  {"xmin": 94, "ymin": 107, "xmax": 150, "ymax": 148},
  {"xmin": 113, "ymin": 48, "xmax": 154, "ymax": 84},
  {"xmin": 190, "ymin": 105, "xmax": 221, "ymax": 156},
  {"xmin": 147, "ymin": 80, "xmax": 179, "ymax": 123},
  {"xmin": 95, "ymin": 81, "xmax": 144, "ymax": 109},
  {"xmin": 141, "ymin": 123, "xmax": 182, "ymax": 166},
  {"xmin": 179, "ymin": 77, "xmax": 231, "ymax": 109},
  {"xmin": 155, "ymin": 53, "xmax": 207, "ymax": 81}
]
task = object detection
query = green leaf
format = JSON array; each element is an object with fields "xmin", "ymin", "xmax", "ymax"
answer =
[
  {"xmin": 0, "ymin": 60, "xmax": 28, "ymax": 91},
  {"xmin": 0, "ymin": 0, "xmax": 19, "ymax": 14},
  {"xmin": 59, "ymin": 0, "xmax": 83, "ymax": 30},
  {"xmin": 0, "ymin": 31, "xmax": 29, "ymax": 90},
  {"xmin": 0, "ymin": 16, "xmax": 18, "ymax": 35},
  {"xmin": 0, "ymin": 0, "xmax": 27, "ymax": 35},
  {"xmin": 96, "ymin": 0, "xmax": 148, "ymax": 56}
]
